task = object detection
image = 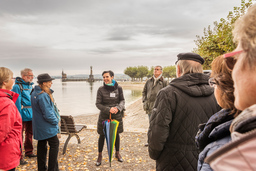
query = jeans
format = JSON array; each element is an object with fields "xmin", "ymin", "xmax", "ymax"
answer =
[{"xmin": 37, "ymin": 135, "xmax": 59, "ymax": 171}]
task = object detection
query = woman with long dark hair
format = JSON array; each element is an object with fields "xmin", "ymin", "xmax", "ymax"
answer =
[
  {"xmin": 95, "ymin": 70, "xmax": 125, "ymax": 166},
  {"xmin": 31, "ymin": 73, "xmax": 60, "ymax": 171}
]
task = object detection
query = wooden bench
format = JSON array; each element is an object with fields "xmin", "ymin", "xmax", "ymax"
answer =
[{"xmin": 60, "ymin": 115, "xmax": 87, "ymax": 154}]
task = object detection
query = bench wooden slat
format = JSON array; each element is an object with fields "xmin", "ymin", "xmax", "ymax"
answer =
[{"xmin": 60, "ymin": 115, "xmax": 87, "ymax": 154}]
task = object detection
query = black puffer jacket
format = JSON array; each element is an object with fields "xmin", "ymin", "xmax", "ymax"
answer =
[
  {"xmin": 96, "ymin": 82, "xmax": 125, "ymax": 135},
  {"xmin": 148, "ymin": 73, "xmax": 220, "ymax": 171}
]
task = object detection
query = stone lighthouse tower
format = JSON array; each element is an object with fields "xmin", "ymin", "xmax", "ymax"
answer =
[{"xmin": 88, "ymin": 66, "xmax": 94, "ymax": 82}]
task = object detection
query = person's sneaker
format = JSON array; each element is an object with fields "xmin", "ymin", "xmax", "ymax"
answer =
[
  {"xmin": 145, "ymin": 143, "xmax": 149, "ymax": 147},
  {"xmin": 20, "ymin": 159, "xmax": 28, "ymax": 165},
  {"xmin": 25, "ymin": 154, "xmax": 37, "ymax": 158}
]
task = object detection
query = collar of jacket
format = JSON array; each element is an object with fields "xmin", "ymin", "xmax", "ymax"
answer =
[
  {"xmin": 103, "ymin": 81, "xmax": 118, "ymax": 92},
  {"xmin": 230, "ymin": 104, "xmax": 256, "ymax": 133},
  {"xmin": 34, "ymin": 85, "xmax": 54, "ymax": 94},
  {"xmin": 0, "ymin": 88, "xmax": 19, "ymax": 103},
  {"xmin": 195, "ymin": 109, "xmax": 233, "ymax": 150},
  {"xmin": 150, "ymin": 76, "xmax": 164, "ymax": 82},
  {"xmin": 15, "ymin": 77, "xmax": 34, "ymax": 85}
]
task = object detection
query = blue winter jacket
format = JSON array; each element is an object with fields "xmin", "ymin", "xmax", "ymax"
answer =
[
  {"xmin": 31, "ymin": 86, "xmax": 59, "ymax": 140},
  {"xmin": 196, "ymin": 109, "xmax": 234, "ymax": 171},
  {"xmin": 12, "ymin": 77, "xmax": 34, "ymax": 121}
]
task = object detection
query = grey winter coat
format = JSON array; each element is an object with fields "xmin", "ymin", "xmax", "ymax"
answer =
[
  {"xmin": 96, "ymin": 82, "xmax": 125, "ymax": 135},
  {"xmin": 142, "ymin": 76, "xmax": 168, "ymax": 114},
  {"xmin": 148, "ymin": 73, "xmax": 220, "ymax": 171}
]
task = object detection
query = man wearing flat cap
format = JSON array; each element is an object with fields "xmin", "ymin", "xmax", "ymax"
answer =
[{"xmin": 148, "ymin": 52, "xmax": 220, "ymax": 170}]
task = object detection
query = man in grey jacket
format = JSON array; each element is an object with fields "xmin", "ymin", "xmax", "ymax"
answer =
[
  {"xmin": 148, "ymin": 53, "xmax": 220, "ymax": 171},
  {"xmin": 143, "ymin": 66, "xmax": 167, "ymax": 146}
]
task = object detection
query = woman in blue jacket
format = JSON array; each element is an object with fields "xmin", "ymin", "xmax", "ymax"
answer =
[
  {"xmin": 31, "ymin": 73, "xmax": 59, "ymax": 171},
  {"xmin": 195, "ymin": 56, "xmax": 241, "ymax": 171}
]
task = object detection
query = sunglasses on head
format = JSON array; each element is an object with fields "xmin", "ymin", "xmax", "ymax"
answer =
[{"xmin": 223, "ymin": 50, "xmax": 243, "ymax": 70}]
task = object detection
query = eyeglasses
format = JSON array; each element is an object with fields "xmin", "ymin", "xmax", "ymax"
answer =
[
  {"xmin": 223, "ymin": 50, "xmax": 243, "ymax": 70},
  {"xmin": 154, "ymin": 69, "xmax": 161, "ymax": 71},
  {"xmin": 208, "ymin": 78, "xmax": 217, "ymax": 88}
]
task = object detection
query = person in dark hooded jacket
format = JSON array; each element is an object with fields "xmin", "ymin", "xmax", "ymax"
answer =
[{"xmin": 148, "ymin": 52, "xmax": 220, "ymax": 171}]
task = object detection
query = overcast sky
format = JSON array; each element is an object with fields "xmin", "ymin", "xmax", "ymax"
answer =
[{"xmin": 1, "ymin": 0, "xmax": 243, "ymax": 76}]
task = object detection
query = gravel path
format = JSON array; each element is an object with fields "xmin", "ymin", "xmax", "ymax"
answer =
[{"xmin": 17, "ymin": 90, "xmax": 157, "ymax": 171}]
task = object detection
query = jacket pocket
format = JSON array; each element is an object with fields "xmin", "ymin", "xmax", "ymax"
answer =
[{"xmin": 21, "ymin": 108, "xmax": 32, "ymax": 121}]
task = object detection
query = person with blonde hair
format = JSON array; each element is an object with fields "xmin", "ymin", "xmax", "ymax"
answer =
[
  {"xmin": 0, "ymin": 67, "xmax": 22, "ymax": 171},
  {"xmin": 148, "ymin": 52, "xmax": 220, "ymax": 170},
  {"xmin": 31, "ymin": 73, "xmax": 59, "ymax": 171},
  {"xmin": 12, "ymin": 68, "xmax": 36, "ymax": 165},
  {"xmin": 205, "ymin": 4, "xmax": 256, "ymax": 170}
]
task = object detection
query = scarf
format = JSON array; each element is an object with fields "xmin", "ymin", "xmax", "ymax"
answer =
[
  {"xmin": 153, "ymin": 74, "xmax": 162, "ymax": 86},
  {"xmin": 106, "ymin": 79, "xmax": 116, "ymax": 86}
]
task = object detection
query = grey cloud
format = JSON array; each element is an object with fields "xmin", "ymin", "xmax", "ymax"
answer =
[{"xmin": 0, "ymin": 0, "xmax": 242, "ymax": 76}]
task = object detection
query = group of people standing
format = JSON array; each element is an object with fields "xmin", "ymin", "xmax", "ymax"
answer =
[
  {"xmin": 0, "ymin": 68, "xmax": 59, "ymax": 171},
  {"xmin": 145, "ymin": 3, "xmax": 256, "ymax": 171},
  {"xmin": 1, "ymin": 3, "xmax": 256, "ymax": 171}
]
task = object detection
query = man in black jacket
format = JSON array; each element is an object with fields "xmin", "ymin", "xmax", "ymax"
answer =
[{"xmin": 148, "ymin": 52, "xmax": 220, "ymax": 171}]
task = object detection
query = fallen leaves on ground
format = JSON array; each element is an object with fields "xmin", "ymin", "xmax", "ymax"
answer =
[{"xmin": 17, "ymin": 129, "xmax": 155, "ymax": 171}]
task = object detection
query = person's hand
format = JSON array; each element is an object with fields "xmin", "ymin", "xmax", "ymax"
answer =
[{"xmin": 110, "ymin": 107, "xmax": 118, "ymax": 114}]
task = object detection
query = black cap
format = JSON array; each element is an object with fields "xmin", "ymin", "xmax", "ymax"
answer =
[
  {"xmin": 37, "ymin": 73, "xmax": 55, "ymax": 84},
  {"xmin": 175, "ymin": 52, "xmax": 205, "ymax": 65}
]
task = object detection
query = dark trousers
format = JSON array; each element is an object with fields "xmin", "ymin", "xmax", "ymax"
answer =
[
  {"xmin": 8, "ymin": 168, "xmax": 15, "ymax": 171},
  {"xmin": 37, "ymin": 135, "xmax": 59, "ymax": 171},
  {"xmin": 22, "ymin": 121, "xmax": 33, "ymax": 156},
  {"xmin": 98, "ymin": 133, "xmax": 120, "ymax": 152}
]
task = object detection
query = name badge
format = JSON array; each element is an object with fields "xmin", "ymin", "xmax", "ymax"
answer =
[{"xmin": 110, "ymin": 93, "xmax": 116, "ymax": 97}]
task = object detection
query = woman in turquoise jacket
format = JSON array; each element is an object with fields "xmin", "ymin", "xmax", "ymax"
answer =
[{"xmin": 31, "ymin": 73, "xmax": 59, "ymax": 171}]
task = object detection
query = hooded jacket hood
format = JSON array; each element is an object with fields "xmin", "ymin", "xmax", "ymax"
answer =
[
  {"xmin": 170, "ymin": 73, "xmax": 213, "ymax": 97},
  {"xmin": 15, "ymin": 77, "xmax": 34, "ymax": 86},
  {"xmin": 0, "ymin": 89, "xmax": 19, "ymax": 111}
]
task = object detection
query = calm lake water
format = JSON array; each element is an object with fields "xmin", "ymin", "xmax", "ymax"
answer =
[{"xmin": 49, "ymin": 79, "xmax": 142, "ymax": 116}]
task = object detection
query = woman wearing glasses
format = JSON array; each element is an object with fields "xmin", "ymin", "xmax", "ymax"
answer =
[
  {"xmin": 205, "ymin": 4, "xmax": 256, "ymax": 170},
  {"xmin": 195, "ymin": 56, "xmax": 240, "ymax": 171},
  {"xmin": 0, "ymin": 67, "xmax": 22, "ymax": 171}
]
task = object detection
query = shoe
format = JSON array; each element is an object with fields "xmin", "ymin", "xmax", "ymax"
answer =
[
  {"xmin": 115, "ymin": 151, "xmax": 123, "ymax": 162},
  {"xmin": 25, "ymin": 154, "xmax": 37, "ymax": 158},
  {"xmin": 145, "ymin": 143, "xmax": 149, "ymax": 147},
  {"xmin": 20, "ymin": 159, "xmax": 28, "ymax": 165},
  {"xmin": 95, "ymin": 153, "xmax": 102, "ymax": 166}
]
